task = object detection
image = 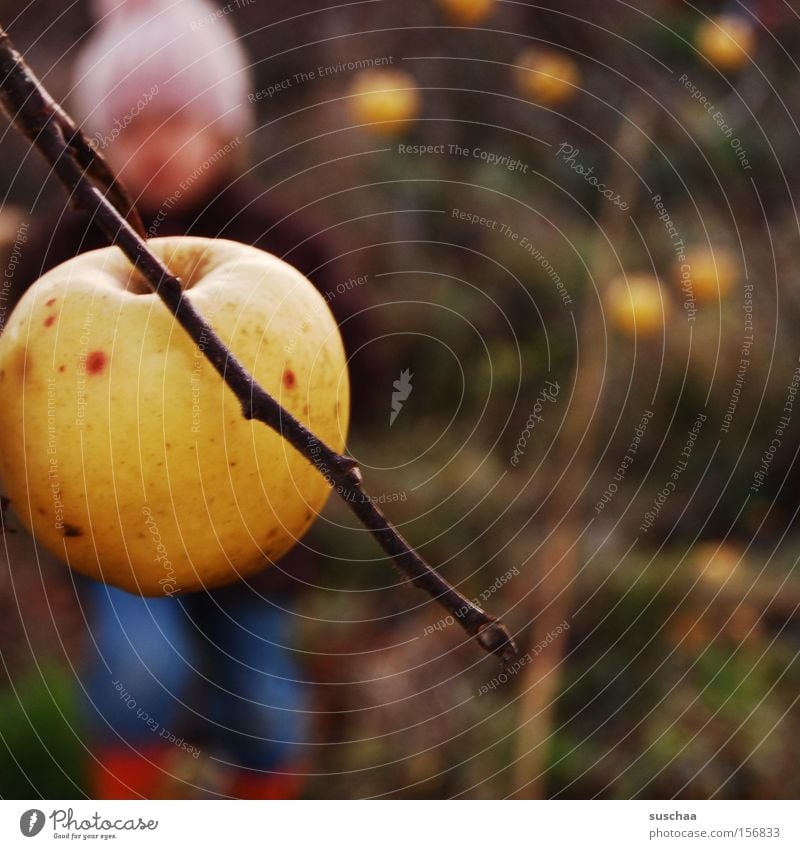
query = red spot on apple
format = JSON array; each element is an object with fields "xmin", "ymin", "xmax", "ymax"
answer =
[
  {"xmin": 283, "ymin": 369, "xmax": 296, "ymax": 389},
  {"xmin": 43, "ymin": 315, "xmax": 55, "ymax": 328},
  {"xmin": 58, "ymin": 365, "xmax": 65, "ymax": 373},
  {"xmin": 45, "ymin": 298, "xmax": 56, "ymax": 306},
  {"xmin": 86, "ymin": 351, "xmax": 107, "ymax": 375}
]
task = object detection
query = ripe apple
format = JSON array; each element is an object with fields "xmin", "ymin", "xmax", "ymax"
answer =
[
  {"xmin": 514, "ymin": 47, "xmax": 581, "ymax": 106},
  {"xmin": 348, "ymin": 69, "xmax": 420, "ymax": 135},
  {"xmin": 680, "ymin": 247, "xmax": 738, "ymax": 303},
  {"xmin": 438, "ymin": 0, "xmax": 496, "ymax": 26},
  {"xmin": 607, "ymin": 274, "xmax": 669, "ymax": 336},
  {"xmin": 695, "ymin": 15, "xmax": 755, "ymax": 72},
  {"xmin": 0, "ymin": 237, "xmax": 349, "ymax": 595}
]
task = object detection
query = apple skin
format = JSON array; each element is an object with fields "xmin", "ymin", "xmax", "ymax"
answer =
[
  {"xmin": 515, "ymin": 47, "xmax": 581, "ymax": 106},
  {"xmin": 348, "ymin": 69, "xmax": 420, "ymax": 135},
  {"xmin": 438, "ymin": 0, "xmax": 496, "ymax": 25},
  {"xmin": 695, "ymin": 15, "xmax": 755, "ymax": 72},
  {"xmin": 681, "ymin": 247, "xmax": 737, "ymax": 303},
  {"xmin": 607, "ymin": 274, "xmax": 669, "ymax": 336},
  {"xmin": 0, "ymin": 237, "xmax": 349, "ymax": 595}
]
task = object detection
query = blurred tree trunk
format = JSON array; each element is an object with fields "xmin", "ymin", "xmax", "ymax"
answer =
[{"xmin": 511, "ymin": 96, "xmax": 658, "ymax": 798}]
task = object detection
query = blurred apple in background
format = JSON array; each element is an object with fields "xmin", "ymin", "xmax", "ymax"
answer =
[
  {"xmin": 514, "ymin": 47, "xmax": 581, "ymax": 106},
  {"xmin": 438, "ymin": 0, "xmax": 496, "ymax": 26},
  {"xmin": 725, "ymin": 603, "xmax": 763, "ymax": 645},
  {"xmin": 607, "ymin": 273, "xmax": 670, "ymax": 337},
  {"xmin": 695, "ymin": 15, "xmax": 755, "ymax": 72},
  {"xmin": 680, "ymin": 246, "xmax": 739, "ymax": 303},
  {"xmin": 348, "ymin": 69, "xmax": 420, "ymax": 135},
  {"xmin": 667, "ymin": 611, "xmax": 713, "ymax": 654},
  {"xmin": 0, "ymin": 237, "xmax": 349, "ymax": 595},
  {"xmin": 693, "ymin": 540, "xmax": 742, "ymax": 587}
]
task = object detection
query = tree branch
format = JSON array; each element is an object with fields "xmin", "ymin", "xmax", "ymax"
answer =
[{"xmin": 0, "ymin": 26, "xmax": 517, "ymax": 668}]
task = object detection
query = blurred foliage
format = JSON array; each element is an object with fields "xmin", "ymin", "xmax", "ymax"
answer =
[{"xmin": 0, "ymin": 665, "xmax": 87, "ymax": 798}]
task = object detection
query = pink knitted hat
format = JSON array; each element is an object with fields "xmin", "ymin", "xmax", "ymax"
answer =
[{"xmin": 72, "ymin": 0, "xmax": 254, "ymax": 138}]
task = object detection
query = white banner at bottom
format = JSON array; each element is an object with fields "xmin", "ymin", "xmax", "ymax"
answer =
[{"xmin": 1, "ymin": 799, "xmax": 797, "ymax": 848}]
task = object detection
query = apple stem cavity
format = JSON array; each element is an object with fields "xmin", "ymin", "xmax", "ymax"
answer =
[{"xmin": 0, "ymin": 26, "xmax": 518, "ymax": 670}]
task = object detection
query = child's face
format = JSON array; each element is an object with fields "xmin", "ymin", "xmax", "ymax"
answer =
[{"xmin": 105, "ymin": 111, "xmax": 233, "ymax": 211}]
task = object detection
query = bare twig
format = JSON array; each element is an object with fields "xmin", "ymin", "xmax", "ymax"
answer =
[{"xmin": 0, "ymin": 27, "xmax": 517, "ymax": 668}]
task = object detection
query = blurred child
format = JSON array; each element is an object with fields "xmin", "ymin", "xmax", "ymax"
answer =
[{"xmin": 13, "ymin": 0, "xmax": 351, "ymax": 799}]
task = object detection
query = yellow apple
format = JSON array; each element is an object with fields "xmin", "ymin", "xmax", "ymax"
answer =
[
  {"xmin": 515, "ymin": 47, "xmax": 581, "ymax": 106},
  {"xmin": 0, "ymin": 237, "xmax": 349, "ymax": 595},
  {"xmin": 348, "ymin": 69, "xmax": 420, "ymax": 135},
  {"xmin": 607, "ymin": 274, "xmax": 669, "ymax": 336},
  {"xmin": 695, "ymin": 15, "xmax": 755, "ymax": 72},
  {"xmin": 438, "ymin": 0, "xmax": 496, "ymax": 26},
  {"xmin": 693, "ymin": 540, "xmax": 741, "ymax": 586},
  {"xmin": 680, "ymin": 247, "xmax": 738, "ymax": 303}
]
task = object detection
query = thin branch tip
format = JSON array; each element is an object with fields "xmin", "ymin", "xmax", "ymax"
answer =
[{"xmin": 477, "ymin": 621, "xmax": 520, "ymax": 669}]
